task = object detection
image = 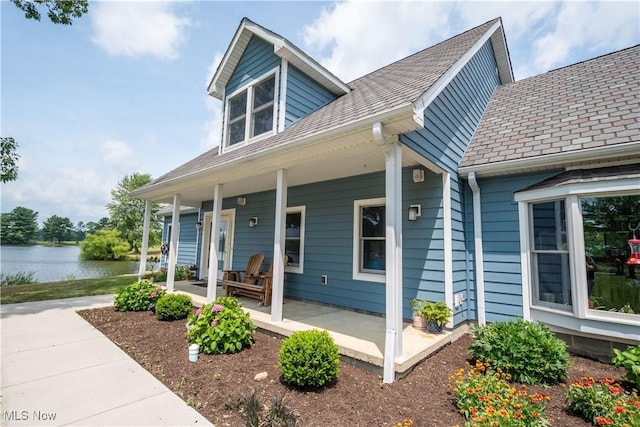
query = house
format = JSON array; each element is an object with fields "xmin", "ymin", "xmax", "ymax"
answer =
[{"xmin": 132, "ymin": 17, "xmax": 639, "ymax": 383}]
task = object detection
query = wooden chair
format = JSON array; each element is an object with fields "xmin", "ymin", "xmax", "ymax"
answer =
[
  {"xmin": 224, "ymin": 255, "xmax": 288, "ymax": 306},
  {"xmin": 222, "ymin": 253, "xmax": 264, "ymax": 286}
]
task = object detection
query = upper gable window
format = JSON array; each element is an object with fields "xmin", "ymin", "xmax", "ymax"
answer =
[{"xmin": 225, "ymin": 73, "xmax": 277, "ymax": 148}]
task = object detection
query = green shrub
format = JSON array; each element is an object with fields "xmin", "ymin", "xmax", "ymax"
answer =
[
  {"xmin": 114, "ymin": 280, "xmax": 166, "ymax": 312},
  {"xmin": 155, "ymin": 293, "xmax": 192, "ymax": 321},
  {"xmin": 279, "ymin": 329, "xmax": 340, "ymax": 388},
  {"xmin": 80, "ymin": 229, "xmax": 130, "ymax": 260},
  {"xmin": 186, "ymin": 296, "xmax": 255, "ymax": 354},
  {"xmin": 150, "ymin": 265, "xmax": 189, "ymax": 282},
  {"xmin": 612, "ymin": 344, "xmax": 640, "ymax": 389},
  {"xmin": 1, "ymin": 271, "xmax": 38, "ymax": 286},
  {"xmin": 566, "ymin": 376, "xmax": 640, "ymax": 426},
  {"xmin": 468, "ymin": 318, "xmax": 571, "ymax": 385}
]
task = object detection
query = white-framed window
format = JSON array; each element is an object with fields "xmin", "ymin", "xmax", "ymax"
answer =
[
  {"xmin": 224, "ymin": 70, "xmax": 278, "ymax": 148},
  {"xmin": 517, "ymin": 181, "xmax": 639, "ymax": 336},
  {"xmin": 353, "ymin": 197, "xmax": 386, "ymax": 283},
  {"xmin": 285, "ymin": 206, "xmax": 305, "ymax": 274}
]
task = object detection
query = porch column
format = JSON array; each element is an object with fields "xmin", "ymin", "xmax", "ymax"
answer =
[
  {"xmin": 442, "ymin": 173, "xmax": 454, "ymax": 327},
  {"xmin": 374, "ymin": 122, "xmax": 403, "ymax": 384},
  {"xmin": 137, "ymin": 199, "xmax": 152, "ymax": 281},
  {"xmin": 166, "ymin": 194, "xmax": 181, "ymax": 293},
  {"xmin": 271, "ymin": 168, "xmax": 287, "ymax": 323},
  {"xmin": 207, "ymin": 184, "xmax": 223, "ymax": 302}
]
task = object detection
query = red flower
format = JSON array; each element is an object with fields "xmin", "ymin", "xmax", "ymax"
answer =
[
  {"xmin": 608, "ymin": 385, "xmax": 624, "ymax": 394},
  {"xmin": 595, "ymin": 416, "xmax": 613, "ymax": 425},
  {"xmin": 600, "ymin": 377, "xmax": 616, "ymax": 385},
  {"xmin": 613, "ymin": 405, "xmax": 625, "ymax": 414}
]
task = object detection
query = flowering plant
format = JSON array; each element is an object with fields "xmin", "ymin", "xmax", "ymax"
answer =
[
  {"xmin": 566, "ymin": 377, "xmax": 640, "ymax": 426},
  {"xmin": 114, "ymin": 280, "xmax": 165, "ymax": 311},
  {"xmin": 186, "ymin": 296, "xmax": 255, "ymax": 354},
  {"xmin": 449, "ymin": 360, "xmax": 551, "ymax": 427},
  {"xmin": 392, "ymin": 419, "xmax": 413, "ymax": 426}
]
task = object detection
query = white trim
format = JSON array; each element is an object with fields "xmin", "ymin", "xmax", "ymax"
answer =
[
  {"xmin": 138, "ymin": 200, "xmax": 152, "ymax": 280},
  {"xmin": 514, "ymin": 174, "xmax": 640, "ymax": 202},
  {"xmin": 412, "ymin": 20, "xmax": 501, "ymax": 126},
  {"xmin": 271, "ymin": 168, "xmax": 288, "ymax": 323},
  {"xmin": 207, "ymin": 184, "xmax": 223, "ymax": 302},
  {"xmin": 468, "ymin": 172, "xmax": 487, "ymax": 324},
  {"xmin": 352, "ymin": 197, "xmax": 387, "ymax": 283},
  {"xmin": 166, "ymin": 195, "xmax": 181, "ymax": 293},
  {"xmin": 285, "ymin": 205, "xmax": 305, "ymax": 274},
  {"xmin": 442, "ymin": 172, "xmax": 454, "ymax": 328},
  {"xmin": 278, "ymin": 59, "xmax": 288, "ymax": 132}
]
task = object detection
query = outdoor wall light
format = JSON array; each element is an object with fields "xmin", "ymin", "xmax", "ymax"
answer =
[
  {"xmin": 412, "ymin": 168, "xmax": 425, "ymax": 183},
  {"xmin": 249, "ymin": 217, "xmax": 259, "ymax": 228},
  {"xmin": 408, "ymin": 204, "xmax": 422, "ymax": 221},
  {"xmin": 196, "ymin": 220, "xmax": 203, "ymax": 230},
  {"xmin": 237, "ymin": 196, "xmax": 247, "ymax": 206}
]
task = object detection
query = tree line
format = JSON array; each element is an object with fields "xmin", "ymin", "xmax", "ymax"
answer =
[{"xmin": 1, "ymin": 173, "xmax": 163, "ymax": 259}]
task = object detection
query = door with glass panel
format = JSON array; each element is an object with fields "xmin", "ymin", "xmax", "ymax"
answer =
[{"xmin": 199, "ymin": 210, "xmax": 234, "ymax": 280}]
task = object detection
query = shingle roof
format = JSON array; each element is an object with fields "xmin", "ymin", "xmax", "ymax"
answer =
[
  {"xmin": 461, "ymin": 45, "xmax": 640, "ymax": 169},
  {"xmin": 149, "ymin": 19, "xmax": 500, "ymax": 186}
]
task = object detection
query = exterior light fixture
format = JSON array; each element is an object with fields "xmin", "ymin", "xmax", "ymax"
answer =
[
  {"xmin": 412, "ymin": 169, "xmax": 425, "ymax": 183},
  {"xmin": 237, "ymin": 196, "xmax": 247, "ymax": 206},
  {"xmin": 408, "ymin": 204, "xmax": 421, "ymax": 221},
  {"xmin": 249, "ymin": 217, "xmax": 258, "ymax": 228}
]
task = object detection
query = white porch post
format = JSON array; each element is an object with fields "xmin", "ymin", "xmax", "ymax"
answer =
[
  {"xmin": 374, "ymin": 122, "xmax": 403, "ymax": 384},
  {"xmin": 207, "ymin": 184, "xmax": 223, "ymax": 302},
  {"xmin": 442, "ymin": 173, "xmax": 454, "ymax": 327},
  {"xmin": 271, "ymin": 168, "xmax": 287, "ymax": 323},
  {"xmin": 138, "ymin": 199, "xmax": 152, "ymax": 281},
  {"xmin": 166, "ymin": 194, "xmax": 181, "ymax": 293}
]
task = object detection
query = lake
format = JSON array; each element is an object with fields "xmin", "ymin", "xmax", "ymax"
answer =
[{"xmin": 0, "ymin": 245, "xmax": 139, "ymax": 283}]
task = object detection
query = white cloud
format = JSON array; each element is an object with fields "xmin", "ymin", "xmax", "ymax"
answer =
[
  {"xmin": 90, "ymin": 1, "xmax": 190, "ymax": 60},
  {"xmin": 532, "ymin": 1, "xmax": 639, "ymax": 72},
  {"xmin": 302, "ymin": 1, "xmax": 454, "ymax": 82},
  {"xmin": 100, "ymin": 139, "xmax": 138, "ymax": 168}
]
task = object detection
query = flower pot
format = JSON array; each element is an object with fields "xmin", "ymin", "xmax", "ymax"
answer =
[
  {"xmin": 412, "ymin": 314, "xmax": 427, "ymax": 330},
  {"xmin": 426, "ymin": 320, "xmax": 443, "ymax": 334},
  {"xmin": 588, "ymin": 300, "xmax": 595, "ymax": 309}
]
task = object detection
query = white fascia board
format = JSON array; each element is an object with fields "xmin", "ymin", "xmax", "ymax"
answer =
[
  {"xmin": 412, "ymin": 21, "xmax": 502, "ymax": 127},
  {"xmin": 207, "ymin": 19, "xmax": 253, "ymax": 98},
  {"xmin": 514, "ymin": 175, "xmax": 640, "ymax": 202},
  {"xmin": 132, "ymin": 103, "xmax": 416, "ymax": 200},
  {"xmin": 459, "ymin": 141, "xmax": 640, "ymax": 178}
]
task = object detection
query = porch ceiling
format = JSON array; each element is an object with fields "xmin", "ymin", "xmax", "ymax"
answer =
[{"xmin": 146, "ymin": 118, "xmax": 422, "ymax": 207}]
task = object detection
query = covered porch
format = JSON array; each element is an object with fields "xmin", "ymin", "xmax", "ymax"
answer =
[{"xmin": 172, "ymin": 281, "xmax": 466, "ymax": 378}]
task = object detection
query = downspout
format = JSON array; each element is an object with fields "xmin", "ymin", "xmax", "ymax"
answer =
[
  {"xmin": 467, "ymin": 172, "xmax": 486, "ymax": 325},
  {"xmin": 373, "ymin": 122, "xmax": 403, "ymax": 384}
]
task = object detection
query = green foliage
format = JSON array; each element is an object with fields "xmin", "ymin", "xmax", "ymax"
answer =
[
  {"xmin": 566, "ymin": 376, "xmax": 640, "ymax": 426},
  {"xmin": 421, "ymin": 301, "xmax": 452, "ymax": 326},
  {"xmin": 450, "ymin": 360, "xmax": 551, "ymax": 426},
  {"xmin": 106, "ymin": 172, "xmax": 162, "ymax": 253},
  {"xmin": 155, "ymin": 293, "xmax": 192, "ymax": 321},
  {"xmin": 10, "ymin": 0, "xmax": 88, "ymax": 25},
  {"xmin": 79, "ymin": 229, "xmax": 130, "ymax": 260},
  {"xmin": 0, "ymin": 206, "xmax": 38, "ymax": 244},
  {"xmin": 1, "ymin": 271, "xmax": 38, "ymax": 286},
  {"xmin": 613, "ymin": 345, "xmax": 640, "ymax": 389},
  {"xmin": 114, "ymin": 280, "xmax": 166, "ymax": 312},
  {"xmin": 151, "ymin": 265, "xmax": 190, "ymax": 282},
  {"xmin": 279, "ymin": 329, "xmax": 340, "ymax": 388},
  {"xmin": 1, "ymin": 137, "xmax": 20, "ymax": 182},
  {"xmin": 239, "ymin": 390, "xmax": 297, "ymax": 427},
  {"xmin": 468, "ymin": 319, "xmax": 571, "ymax": 385},
  {"xmin": 186, "ymin": 297, "xmax": 255, "ymax": 355},
  {"xmin": 41, "ymin": 214, "xmax": 74, "ymax": 243}
]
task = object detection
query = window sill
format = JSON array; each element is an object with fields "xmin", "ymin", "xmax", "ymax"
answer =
[{"xmin": 353, "ymin": 271, "xmax": 385, "ymax": 283}]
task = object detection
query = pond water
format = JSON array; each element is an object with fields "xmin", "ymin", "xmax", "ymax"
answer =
[{"xmin": 0, "ymin": 245, "xmax": 139, "ymax": 283}]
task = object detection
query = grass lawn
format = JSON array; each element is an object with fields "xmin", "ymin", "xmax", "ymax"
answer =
[{"xmin": 0, "ymin": 274, "xmax": 139, "ymax": 305}]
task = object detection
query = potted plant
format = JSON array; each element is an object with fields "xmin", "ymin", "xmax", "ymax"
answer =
[
  {"xmin": 411, "ymin": 298, "xmax": 427, "ymax": 329},
  {"xmin": 421, "ymin": 301, "xmax": 452, "ymax": 333}
]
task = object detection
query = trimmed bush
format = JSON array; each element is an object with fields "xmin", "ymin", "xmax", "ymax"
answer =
[
  {"xmin": 612, "ymin": 344, "xmax": 640, "ymax": 389},
  {"xmin": 468, "ymin": 318, "xmax": 571, "ymax": 385},
  {"xmin": 186, "ymin": 296, "xmax": 255, "ymax": 354},
  {"xmin": 279, "ymin": 329, "xmax": 340, "ymax": 388},
  {"xmin": 155, "ymin": 293, "xmax": 192, "ymax": 321},
  {"xmin": 114, "ymin": 280, "xmax": 166, "ymax": 312}
]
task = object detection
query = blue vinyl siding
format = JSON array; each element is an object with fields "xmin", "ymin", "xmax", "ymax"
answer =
[
  {"xmin": 465, "ymin": 171, "xmax": 561, "ymax": 322},
  {"xmin": 226, "ymin": 36, "xmax": 280, "ymax": 95},
  {"xmin": 285, "ymin": 65, "xmax": 335, "ymax": 127},
  {"xmin": 161, "ymin": 213, "xmax": 199, "ymax": 268},
  {"xmin": 400, "ymin": 41, "xmax": 500, "ymax": 324}
]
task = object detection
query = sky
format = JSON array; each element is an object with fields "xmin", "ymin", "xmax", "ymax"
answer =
[{"xmin": 1, "ymin": 0, "xmax": 638, "ymax": 227}]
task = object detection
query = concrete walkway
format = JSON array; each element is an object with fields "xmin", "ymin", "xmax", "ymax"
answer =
[{"xmin": 1, "ymin": 296, "xmax": 212, "ymax": 427}]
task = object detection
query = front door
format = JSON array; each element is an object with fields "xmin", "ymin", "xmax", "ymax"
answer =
[{"xmin": 199, "ymin": 209, "xmax": 235, "ymax": 280}]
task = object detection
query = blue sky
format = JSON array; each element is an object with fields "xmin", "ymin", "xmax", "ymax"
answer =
[{"xmin": 2, "ymin": 0, "xmax": 638, "ymax": 227}]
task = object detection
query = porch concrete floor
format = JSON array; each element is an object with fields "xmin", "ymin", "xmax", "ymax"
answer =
[{"xmin": 172, "ymin": 281, "xmax": 459, "ymax": 378}]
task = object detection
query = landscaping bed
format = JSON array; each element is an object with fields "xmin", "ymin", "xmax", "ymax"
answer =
[{"xmin": 78, "ymin": 306, "xmax": 628, "ymax": 426}]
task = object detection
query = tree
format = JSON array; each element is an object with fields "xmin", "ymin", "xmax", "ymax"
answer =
[
  {"xmin": 85, "ymin": 217, "xmax": 109, "ymax": 234},
  {"xmin": 10, "ymin": 0, "xmax": 88, "ymax": 25},
  {"xmin": 106, "ymin": 173, "xmax": 161, "ymax": 253},
  {"xmin": 41, "ymin": 215, "xmax": 74, "ymax": 243},
  {"xmin": 1, "ymin": 137, "xmax": 20, "ymax": 183},
  {"xmin": 0, "ymin": 206, "xmax": 38, "ymax": 244},
  {"xmin": 79, "ymin": 229, "xmax": 130, "ymax": 260}
]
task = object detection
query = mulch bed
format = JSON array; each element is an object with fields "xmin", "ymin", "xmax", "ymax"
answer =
[{"xmin": 77, "ymin": 307, "xmax": 626, "ymax": 426}]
